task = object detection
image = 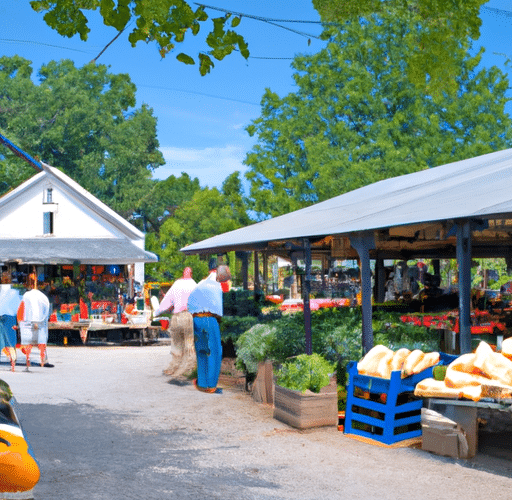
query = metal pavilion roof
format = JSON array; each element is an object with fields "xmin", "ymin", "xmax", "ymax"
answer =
[{"xmin": 181, "ymin": 148, "xmax": 512, "ymax": 258}]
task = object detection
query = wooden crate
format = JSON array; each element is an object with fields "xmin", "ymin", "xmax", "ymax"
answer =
[{"xmin": 273, "ymin": 377, "xmax": 338, "ymax": 429}]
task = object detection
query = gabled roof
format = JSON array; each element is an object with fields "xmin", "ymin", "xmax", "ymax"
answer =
[
  {"xmin": 181, "ymin": 148, "xmax": 512, "ymax": 256},
  {"xmin": 0, "ymin": 134, "xmax": 157, "ymax": 264},
  {"xmin": 0, "ymin": 162, "xmax": 144, "ymax": 240}
]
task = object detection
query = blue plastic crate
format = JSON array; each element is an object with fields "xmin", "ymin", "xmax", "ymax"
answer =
[{"xmin": 344, "ymin": 352, "xmax": 457, "ymax": 445}]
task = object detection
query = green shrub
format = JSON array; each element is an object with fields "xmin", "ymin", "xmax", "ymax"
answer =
[
  {"xmin": 223, "ymin": 289, "xmax": 263, "ymax": 317},
  {"xmin": 235, "ymin": 323, "xmax": 277, "ymax": 374},
  {"xmin": 233, "ymin": 306, "xmax": 438, "ymax": 409},
  {"xmin": 372, "ymin": 311, "xmax": 439, "ymax": 352},
  {"xmin": 275, "ymin": 353, "xmax": 336, "ymax": 393},
  {"xmin": 220, "ymin": 316, "xmax": 259, "ymax": 343}
]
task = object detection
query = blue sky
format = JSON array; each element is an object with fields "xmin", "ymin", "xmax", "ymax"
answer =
[{"xmin": 1, "ymin": 1, "xmax": 512, "ymax": 189}]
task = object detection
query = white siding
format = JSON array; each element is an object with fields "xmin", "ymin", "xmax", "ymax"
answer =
[{"xmin": 0, "ymin": 180, "xmax": 126, "ymax": 239}]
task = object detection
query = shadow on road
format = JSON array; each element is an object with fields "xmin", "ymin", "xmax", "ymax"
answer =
[{"xmin": 17, "ymin": 402, "xmax": 282, "ymax": 500}]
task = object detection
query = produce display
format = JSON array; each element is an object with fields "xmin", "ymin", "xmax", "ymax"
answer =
[
  {"xmin": 414, "ymin": 339, "xmax": 512, "ymax": 401},
  {"xmin": 357, "ymin": 345, "xmax": 440, "ymax": 379}
]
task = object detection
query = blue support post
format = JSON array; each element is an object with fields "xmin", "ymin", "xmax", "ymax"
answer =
[
  {"xmin": 349, "ymin": 232, "xmax": 375, "ymax": 354},
  {"xmin": 456, "ymin": 220, "xmax": 472, "ymax": 354},
  {"xmin": 303, "ymin": 238, "xmax": 312, "ymax": 355}
]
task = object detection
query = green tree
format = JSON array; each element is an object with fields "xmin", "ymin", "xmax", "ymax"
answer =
[
  {"xmin": 244, "ymin": 11, "xmax": 512, "ymax": 219},
  {"xmin": 130, "ymin": 173, "xmax": 202, "ymax": 234},
  {"xmin": 31, "ymin": 1, "xmax": 487, "ymax": 89},
  {"xmin": 146, "ymin": 173, "xmax": 250, "ymax": 280},
  {"xmin": 313, "ymin": 0, "xmax": 487, "ymax": 98},
  {"xmin": 30, "ymin": 0, "xmax": 249, "ymax": 75},
  {"xmin": 0, "ymin": 56, "xmax": 164, "ymax": 217},
  {"xmin": 220, "ymin": 171, "xmax": 251, "ymax": 228}
]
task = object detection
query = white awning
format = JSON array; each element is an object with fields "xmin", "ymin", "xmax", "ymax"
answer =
[{"xmin": 0, "ymin": 238, "xmax": 158, "ymax": 265}]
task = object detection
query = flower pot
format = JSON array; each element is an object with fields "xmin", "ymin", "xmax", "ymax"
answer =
[
  {"xmin": 273, "ymin": 376, "xmax": 338, "ymax": 429},
  {"xmin": 252, "ymin": 361, "xmax": 274, "ymax": 405}
]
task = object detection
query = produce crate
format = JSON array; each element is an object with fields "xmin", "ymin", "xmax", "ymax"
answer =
[{"xmin": 344, "ymin": 353, "xmax": 456, "ymax": 445}]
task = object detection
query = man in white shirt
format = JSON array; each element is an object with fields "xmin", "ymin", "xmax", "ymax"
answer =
[
  {"xmin": 154, "ymin": 267, "xmax": 197, "ymax": 376},
  {"xmin": 17, "ymin": 276, "xmax": 50, "ymax": 370},
  {"xmin": 187, "ymin": 264, "xmax": 231, "ymax": 393}
]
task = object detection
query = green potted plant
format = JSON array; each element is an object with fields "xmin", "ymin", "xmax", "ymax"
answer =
[{"xmin": 273, "ymin": 353, "xmax": 338, "ymax": 429}]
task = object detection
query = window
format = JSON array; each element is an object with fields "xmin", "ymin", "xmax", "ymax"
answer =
[
  {"xmin": 43, "ymin": 212, "xmax": 54, "ymax": 235},
  {"xmin": 43, "ymin": 187, "xmax": 53, "ymax": 204}
]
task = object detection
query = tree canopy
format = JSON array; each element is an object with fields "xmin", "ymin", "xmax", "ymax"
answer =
[
  {"xmin": 244, "ymin": 10, "xmax": 512, "ymax": 219},
  {"xmin": 314, "ymin": 0, "xmax": 488, "ymax": 97},
  {"xmin": 129, "ymin": 172, "xmax": 202, "ymax": 234},
  {"xmin": 30, "ymin": 0, "xmax": 249, "ymax": 75},
  {"xmin": 146, "ymin": 171, "xmax": 250, "ymax": 281},
  {"xmin": 0, "ymin": 56, "xmax": 164, "ymax": 217},
  {"xmin": 30, "ymin": 0, "xmax": 488, "ymax": 88}
]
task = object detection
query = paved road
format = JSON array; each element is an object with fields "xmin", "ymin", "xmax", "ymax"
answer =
[{"xmin": 2, "ymin": 345, "xmax": 512, "ymax": 499}]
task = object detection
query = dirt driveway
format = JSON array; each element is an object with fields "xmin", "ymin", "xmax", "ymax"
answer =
[{"xmin": 2, "ymin": 345, "xmax": 512, "ymax": 499}]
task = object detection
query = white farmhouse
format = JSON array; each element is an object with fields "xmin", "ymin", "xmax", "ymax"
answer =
[{"xmin": 0, "ymin": 161, "xmax": 157, "ymax": 288}]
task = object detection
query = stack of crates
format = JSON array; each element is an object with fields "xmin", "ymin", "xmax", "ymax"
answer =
[{"xmin": 344, "ymin": 353, "xmax": 456, "ymax": 445}]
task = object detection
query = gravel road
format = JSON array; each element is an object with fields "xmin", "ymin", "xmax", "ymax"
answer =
[{"xmin": 2, "ymin": 345, "xmax": 512, "ymax": 500}]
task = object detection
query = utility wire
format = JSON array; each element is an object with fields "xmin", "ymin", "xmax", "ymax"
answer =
[
  {"xmin": 194, "ymin": 3, "xmax": 323, "ymax": 39},
  {"xmin": 194, "ymin": 3, "xmax": 327, "ymax": 24},
  {"xmin": 482, "ymin": 6, "xmax": 512, "ymax": 18},
  {"xmin": 137, "ymin": 84, "xmax": 260, "ymax": 106},
  {"xmin": 0, "ymin": 39, "xmax": 94, "ymax": 54}
]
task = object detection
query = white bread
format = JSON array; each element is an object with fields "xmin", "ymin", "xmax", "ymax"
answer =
[
  {"xmin": 414, "ymin": 378, "xmax": 462, "ymax": 398},
  {"xmin": 402, "ymin": 349, "xmax": 425, "ymax": 377},
  {"xmin": 445, "ymin": 366, "xmax": 491, "ymax": 388},
  {"xmin": 390, "ymin": 348, "xmax": 410, "ymax": 372},
  {"xmin": 357, "ymin": 345, "xmax": 393, "ymax": 375},
  {"xmin": 376, "ymin": 351, "xmax": 394, "ymax": 379},
  {"xmin": 410, "ymin": 351, "xmax": 440, "ymax": 375},
  {"xmin": 501, "ymin": 337, "xmax": 512, "ymax": 361}
]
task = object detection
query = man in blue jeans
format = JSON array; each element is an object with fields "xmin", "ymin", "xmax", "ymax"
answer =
[{"xmin": 187, "ymin": 264, "xmax": 231, "ymax": 393}]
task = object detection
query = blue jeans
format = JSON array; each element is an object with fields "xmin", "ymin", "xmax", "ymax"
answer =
[{"xmin": 193, "ymin": 316, "xmax": 222, "ymax": 390}]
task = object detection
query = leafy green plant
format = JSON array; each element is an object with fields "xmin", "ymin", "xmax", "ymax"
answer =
[
  {"xmin": 275, "ymin": 353, "xmax": 336, "ymax": 394},
  {"xmin": 220, "ymin": 315, "xmax": 259, "ymax": 343},
  {"xmin": 233, "ymin": 306, "xmax": 437, "ymax": 381},
  {"xmin": 372, "ymin": 311, "xmax": 439, "ymax": 352},
  {"xmin": 235, "ymin": 323, "xmax": 277, "ymax": 374},
  {"xmin": 223, "ymin": 289, "xmax": 263, "ymax": 317}
]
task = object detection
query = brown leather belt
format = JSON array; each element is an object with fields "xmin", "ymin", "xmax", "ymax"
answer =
[{"xmin": 193, "ymin": 312, "xmax": 221, "ymax": 321}]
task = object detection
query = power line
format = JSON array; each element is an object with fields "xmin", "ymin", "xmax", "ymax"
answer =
[
  {"xmin": 194, "ymin": 3, "xmax": 323, "ymax": 40},
  {"xmin": 0, "ymin": 38, "xmax": 94, "ymax": 54},
  {"xmin": 195, "ymin": 3, "xmax": 326, "ymax": 24},
  {"xmin": 482, "ymin": 6, "xmax": 512, "ymax": 18},
  {"xmin": 137, "ymin": 83, "xmax": 260, "ymax": 106}
]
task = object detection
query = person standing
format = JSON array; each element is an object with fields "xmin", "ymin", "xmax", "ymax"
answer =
[
  {"xmin": 153, "ymin": 267, "xmax": 197, "ymax": 376},
  {"xmin": 187, "ymin": 264, "xmax": 231, "ymax": 393},
  {"xmin": 17, "ymin": 274, "xmax": 50, "ymax": 369},
  {"xmin": 0, "ymin": 285, "xmax": 21, "ymax": 371}
]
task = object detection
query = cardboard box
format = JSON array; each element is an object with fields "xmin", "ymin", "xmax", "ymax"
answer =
[
  {"xmin": 421, "ymin": 408, "xmax": 470, "ymax": 459},
  {"xmin": 422, "ymin": 427, "xmax": 464, "ymax": 458}
]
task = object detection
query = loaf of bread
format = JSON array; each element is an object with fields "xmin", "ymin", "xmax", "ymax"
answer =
[
  {"xmin": 357, "ymin": 345, "xmax": 393, "ymax": 376},
  {"xmin": 402, "ymin": 349, "xmax": 425, "ymax": 377},
  {"xmin": 390, "ymin": 348, "xmax": 410, "ymax": 372}
]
